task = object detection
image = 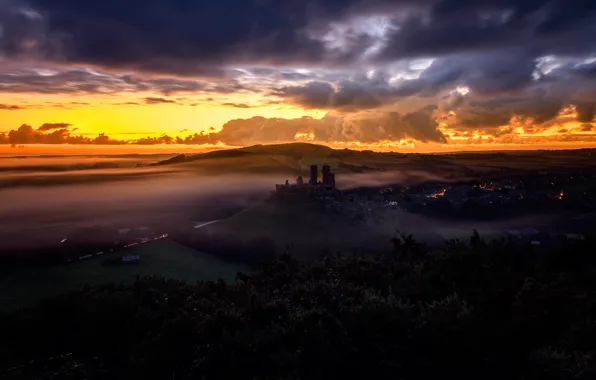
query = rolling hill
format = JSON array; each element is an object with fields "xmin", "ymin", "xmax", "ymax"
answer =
[
  {"xmin": 193, "ymin": 191, "xmax": 443, "ymax": 260},
  {"xmin": 151, "ymin": 143, "xmax": 596, "ymax": 180}
]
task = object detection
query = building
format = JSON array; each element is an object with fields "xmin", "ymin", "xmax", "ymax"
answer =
[
  {"xmin": 309, "ymin": 165, "xmax": 318, "ymax": 185},
  {"xmin": 122, "ymin": 255, "xmax": 141, "ymax": 264},
  {"xmin": 322, "ymin": 165, "xmax": 331, "ymax": 185},
  {"xmin": 275, "ymin": 164, "xmax": 338, "ymax": 193}
]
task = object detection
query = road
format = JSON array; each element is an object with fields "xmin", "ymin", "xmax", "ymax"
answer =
[{"xmin": 192, "ymin": 220, "xmax": 220, "ymax": 229}]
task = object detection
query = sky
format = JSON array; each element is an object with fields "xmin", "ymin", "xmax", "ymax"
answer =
[{"xmin": 0, "ymin": 0, "xmax": 595, "ymax": 152}]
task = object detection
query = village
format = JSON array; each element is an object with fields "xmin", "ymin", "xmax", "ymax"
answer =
[{"xmin": 275, "ymin": 165, "xmax": 596, "ymax": 243}]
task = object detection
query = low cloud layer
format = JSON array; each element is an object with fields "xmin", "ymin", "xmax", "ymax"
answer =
[{"xmin": 0, "ymin": 124, "xmax": 126, "ymax": 145}]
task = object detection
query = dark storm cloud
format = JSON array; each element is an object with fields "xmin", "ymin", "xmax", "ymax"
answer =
[
  {"xmin": 458, "ymin": 96, "xmax": 565, "ymax": 128},
  {"xmin": 280, "ymin": 72, "xmax": 318, "ymax": 81},
  {"xmin": 3, "ymin": 0, "xmax": 358, "ymax": 75},
  {"xmin": 276, "ymin": 81, "xmax": 336, "ymax": 109},
  {"xmin": 121, "ymin": 76, "xmax": 207, "ymax": 96},
  {"xmin": 573, "ymin": 62, "xmax": 596, "ymax": 78},
  {"xmin": 0, "ymin": 69, "xmax": 121, "ymax": 94},
  {"xmin": 275, "ymin": 50, "xmax": 539, "ymax": 111},
  {"xmin": 0, "ymin": 1, "xmax": 594, "ymax": 89},
  {"xmin": 0, "ymin": 69, "xmax": 221, "ymax": 96},
  {"xmin": 377, "ymin": 0, "xmax": 596, "ymax": 60},
  {"xmin": 275, "ymin": 70, "xmax": 412, "ymax": 111},
  {"xmin": 418, "ymin": 51, "xmax": 596, "ymax": 134},
  {"xmin": 576, "ymin": 103, "xmax": 596, "ymax": 123},
  {"xmin": 2, "ymin": 0, "xmax": 589, "ymax": 74}
]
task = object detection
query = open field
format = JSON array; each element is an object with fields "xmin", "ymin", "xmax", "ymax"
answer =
[{"xmin": 0, "ymin": 239, "xmax": 250, "ymax": 312}]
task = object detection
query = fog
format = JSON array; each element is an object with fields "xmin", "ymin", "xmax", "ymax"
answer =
[
  {"xmin": 0, "ymin": 155, "xmax": 568, "ymax": 257},
  {"xmin": 0, "ymin": 167, "xmax": 283, "ymax": 251},
  {"xmin": 337, "ymin": 170, "xmax": 467, "ymax": 190}
]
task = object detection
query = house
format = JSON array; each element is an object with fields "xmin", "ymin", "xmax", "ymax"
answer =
[{"xmin": 121, "ymin": 255, "xmax": 141, "ymax": 264}]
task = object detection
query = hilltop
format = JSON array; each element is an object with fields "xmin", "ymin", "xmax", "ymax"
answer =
[
  {"xmin": 151, "ymin": 143, "xmax": 596, "ymax": 179},
  {"xmin": 192, "ymin": 192, "xmax": 400, "ymax": 260}
]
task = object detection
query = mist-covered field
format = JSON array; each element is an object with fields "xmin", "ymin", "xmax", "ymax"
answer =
[
  {"xmin": 0, "ymin": 153, "xmax": 274, "ymax": 252},
  {"xmin": 2, "ymin": 144, "xmax": 593, "ymax": 254}
]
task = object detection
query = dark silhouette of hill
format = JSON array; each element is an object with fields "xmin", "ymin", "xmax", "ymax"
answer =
[
  {"xmin": 238, "ymin": 142, "xmax": 335, "ymax": 157},
  {"xmin": 152, "ymin": 149, "xmax": 255, "ymax": 166},
  {"xmin": 150, "ymin": 143, "xmax": 596, "ymax": 180},
  {"xmin": 192, "ymin": 192, "xmax": 441, "ymax": 261},
  {"xmin": 152, "ymin": 143, "xmax": 333, "ymax": 165}
]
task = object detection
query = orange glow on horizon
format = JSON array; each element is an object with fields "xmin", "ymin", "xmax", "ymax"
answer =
[
  {"xmin": 0, "ymin": 92, "xmax": 594, "ymax": 154},
  {"xmin": 0, "ymin": 92, "xmax": 321, "ymax": 138}
]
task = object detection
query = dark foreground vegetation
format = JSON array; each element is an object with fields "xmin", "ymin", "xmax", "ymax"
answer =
[
  {"xmin": 2, "ymin": 234, "xmax": 596, "ymax": 379},
  {"xmin": 171, "ymin": 230, "xmax": 278, "ymax": 266}
]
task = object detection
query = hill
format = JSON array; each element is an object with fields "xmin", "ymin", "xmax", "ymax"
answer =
[
  {"xmin": 191, "ymin": 192, "xmax": 441, "ymax": 260},
  {"xmin": 150, "ymin": 143, "xmax": 456, "ymax": 179},
  {"xmin": 239, "ymin": 142, "xmax": 335, "ymax": 157},
  {"xmin": 151, "ymin": 143, "xmax": 596, "ymax": 179}
]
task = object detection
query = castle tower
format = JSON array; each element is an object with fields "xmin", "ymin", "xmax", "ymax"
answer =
[
  {"xmin": 310, "ymin": 165, "xmax": 318, "ymax": 185},
  {"xmin": 322, "ymin": 165, "xmax": 331, "ymax": 185}
]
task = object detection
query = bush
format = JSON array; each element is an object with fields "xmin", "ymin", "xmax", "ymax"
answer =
[{"xmin": 2, "ymin": 235, "xmax": 596, "ymax": 379}]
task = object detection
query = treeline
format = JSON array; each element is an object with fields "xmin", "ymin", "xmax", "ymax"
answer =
[{"xmin": 2, "ymin": 233, "xmax": 596, "ymax": 379}]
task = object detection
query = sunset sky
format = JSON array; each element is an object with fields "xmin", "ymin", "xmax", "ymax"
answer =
[{"xmin": 0, "ymin": 0, "xmax": 595, "ymax": 152}]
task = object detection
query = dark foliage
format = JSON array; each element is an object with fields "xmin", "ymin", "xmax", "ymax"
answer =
[
  {"xmin": 2, "ymin": 234, "xmax": 596, "ymax": 379},
  {"xmin": 171, "ymin": 230, "xmax": 277, "ymax": 267}
]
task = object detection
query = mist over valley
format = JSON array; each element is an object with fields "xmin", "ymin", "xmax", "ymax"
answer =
[{"xmin": 2, "ymin": 143, "xmax": 594, "ymax": 261}]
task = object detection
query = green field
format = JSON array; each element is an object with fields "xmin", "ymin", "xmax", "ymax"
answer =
[{"xmin": 0, "ymin": 239, "xmax": 251, "ymax": 312}]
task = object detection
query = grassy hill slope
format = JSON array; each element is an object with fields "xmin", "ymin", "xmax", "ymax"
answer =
[{"xmin": 152, "ymin": 143, "xmax": 596, "ymax": 179}]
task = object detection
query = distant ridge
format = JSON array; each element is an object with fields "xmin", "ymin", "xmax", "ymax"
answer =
[
  {"xmin": 239, "ymin": 142, "xmax": 334, "ymax": 157},
  {"xmin": 151, "ymin": 149, "xmax": 254, "ymax": 166},
  {"xmin": 152, "ymin": 143, "xmax": 334, "ymax": 166},
  {"xmin": 150, "ymin": 143, "xmax": 596, "ymax": 180}
]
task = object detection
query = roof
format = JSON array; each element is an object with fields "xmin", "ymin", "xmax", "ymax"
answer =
[{"xmin": 122, "ymin": 255, "xmax": 141, "ymax": 262}]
